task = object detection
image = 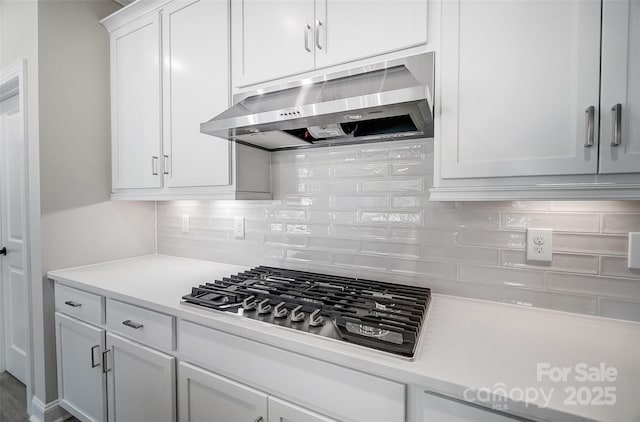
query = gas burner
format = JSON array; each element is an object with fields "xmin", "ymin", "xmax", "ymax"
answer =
[{"xmin": 182, "ymin": 266, "xmax": 430, "ymax": 358}]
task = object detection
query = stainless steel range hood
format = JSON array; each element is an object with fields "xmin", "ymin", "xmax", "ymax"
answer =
[{"xmin": 201, "ymin": 53, "xmax": 434, "ymax": 151}]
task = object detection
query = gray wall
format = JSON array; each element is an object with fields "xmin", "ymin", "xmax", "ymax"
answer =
[
  {"xmin": 2, "ymin": 0, "xmax": 157, "ymax": 409},
  {"xmin": 37, "ymin": 0, "xmax": 156, "ymax": 403}
]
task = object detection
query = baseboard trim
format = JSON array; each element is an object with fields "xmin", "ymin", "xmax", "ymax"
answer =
[{"xmin": 30, "ymin": 397, "xmax": 70, "ymax": 422}]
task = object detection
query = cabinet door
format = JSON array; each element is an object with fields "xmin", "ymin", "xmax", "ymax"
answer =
[
  {"xmin": 232, "ymin": 0, "xmax": 315, "ymax": 86},
  {"xmin": 106, "ymin": 333, "xmax": 175, "ymax": 422},
  {"xmin": 420, "ymin": 393, "xmax": 522, "ymax": 422},
  {"xmin": 599, "ymin": 0, "xmax": 640, "ymax": 173},
  {"xmin": 55, "ymin": 313, "xmax": 107, "ymax": 422},
  {"xmin": 178, "ymin": 362, "xmax": 268, "ymax": 422},
  {"xmin": 439, "ymin": 0, "xmax": 601, "ymax": 179},
  {"xmin": 162, "ymin": 0, "xmax": 231, "ymax": 188},
  {"xmin": 268, "ymin": 397, "xmax": 336, "ymax": 422},
  {"xmin": 314, "ymin": 0, "xmax": 427, "ymax": 69},
  {"xmin": 110, "ymin": 12, "xmax": 163, "ymax": 189}
]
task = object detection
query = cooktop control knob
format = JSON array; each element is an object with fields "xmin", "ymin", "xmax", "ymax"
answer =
[
  {"xmin": 257, "ymin": 299, "xmax": 272, "ymax": 314},
  {"xmin": 290, "ymin": 305, "xmax": 305, "ymax": 322},
  {"xmin": 309, "ymin": 309, "xmax": 323, "ymax": 327},
  {"xmin": 242, "ymin": 295, "xmax": 257, "ymax": 311},
  {"xmin": 273, "ymin": 302, "xmax": 288, "ymax": 318}
]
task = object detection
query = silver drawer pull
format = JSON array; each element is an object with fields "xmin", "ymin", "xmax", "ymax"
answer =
[
  {"xmin": 152, "ymin": 156, "xmax": 159, "ymax": 175},
  {"xmin": 254, "ymin": 417, "xmax": 263, "ymax": 422},
  {"xmin": 315, "ymin": 19, "xmax": 323, "ymax": 50},
  {"xmin": 90, "ymin": 345, "xmax": 101, "ymax": 368},
  {"xmin": 611, "ymin": 103, "xmax": 622, "ymax": 146},
  {"xmin": 584, "ymin": 105, "xmax": 595, "ymax": 147},
  {"xmin": 122, "ymin": 320, "xmax": 144, "ymax": 329},
  {"xmin": 102, "ymin": 349, "xmax": 111, "ymax": 373},
  {"xmin": 64, "ymin": 300, "xmax": 82, "ymax": 308},
  {"xmin": 304, "ymin": 23, "xmax": 311, "ymax": 52}
]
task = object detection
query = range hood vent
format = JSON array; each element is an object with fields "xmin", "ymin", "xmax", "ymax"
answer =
[{"xmin": 201, "ymin": 53, "xmax": 434, "ymax": 151}]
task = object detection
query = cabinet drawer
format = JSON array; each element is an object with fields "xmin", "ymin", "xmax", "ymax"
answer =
[
  {"xmin": 55, "ymin": 284, "xmax": 105, "ymax": 325},
  {"xmin": 106, "ymin": 299, "xmax": 174, "ymax": 351},
  {"xmin": 179, "ymin": 320, "xmax": 405, "ymax": 422}
]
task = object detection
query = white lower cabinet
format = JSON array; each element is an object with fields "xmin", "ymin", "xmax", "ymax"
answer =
[
  {"xmin": 106, "ymin": 333, "xmax": 176, "ymax": 422},
  {"xmin": 178, "ymin": 362, "xmax": 268, "ymax": 422},
  {"xmin": 178, "ymin": 362, "xmax": 336, "ymax": 422},
  {"xmin": 55, "ymin": 313, "xmax": 107, "ymax": 422},
  {"xmin": 178, "ymin": 320, "xmax": 405, "ymax": 422},
  {"xmin": 268, "ymin": 397, "xmax": 337, "ymax": 422},
  {"xmin": 420, "ymin": 392, "xmax": 523, "ymax": 422}
]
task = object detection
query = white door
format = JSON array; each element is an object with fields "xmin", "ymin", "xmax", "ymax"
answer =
[
  {"xmin": 599, "ymin": 0, "xmax": 640, "ymax": 174},
  {"xmin": 420, "ymin": 393, "xmax": 521, "ymax": 421},
  {"xmin": 314, "ymin": 0, "xmax": 427, "ymax": 69},
  {"xmin": 0, "ymin": 91, "xmax": 27, "ymax": 384},
  {"xmin": 110, "ymin": 12, "xmax": 163, "ymax": 189},
  {"xmin": 162, "ymin": 0, "xmax": 231, "ymax": 188},
  {"xmin": 268, "ymin": 397, "xmax": 336, "ymax": 422},
  {"xmin": 178, "ymin": 362, "xmax": 268, "ymax": 422},
  {"xmin": 55, "ymin": 313, "xmax": 107, "ymax": 422},
  {"xmin": 106, "ymin": 333, "xmax": 175, "ymax": 422},
  {"xmin": 232, "ymin": 0, "xmax": 315, "ymax": 86},
  {"xmin": 439, "ymin": 0, "xmax": 601, "ymax": 179}
]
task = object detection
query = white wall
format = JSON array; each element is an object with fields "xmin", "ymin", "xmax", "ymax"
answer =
[
  {"xmin": 37, "ymin": 0, "xmax": 157, "ymax": 404},
  {"xmin": 158, "ymin": 139, "xmax": 640, "ymax": 323}
]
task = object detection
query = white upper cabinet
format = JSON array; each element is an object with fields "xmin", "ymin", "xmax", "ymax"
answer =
[
  {"xmin": 162, "ymin": 0, "xmax": 231, "ymax": 188},
  {"xmin": 232, "ymin": 0, "xmax": 428, "ymax": 87},
  {"xmin": 102, "ymin": 0, "xmax": 271, "ymax": 200},
  {"xmin": 599, "ymin": 0, "xmax": 640, "ymax": 174},
  {"xmin": 439, "ymin": 0, "xmax": 601, "ymax": 179},
  {"xmin": 110, "ymin": 12, "xmax": 163, "ymax": 189},
  {"xmin": 314, "ymin": 0, "xmax": 427, "ymax": 69},
  {"xmin": 233, "ymin": 0, "xmax": 316, "ymax": 86}
]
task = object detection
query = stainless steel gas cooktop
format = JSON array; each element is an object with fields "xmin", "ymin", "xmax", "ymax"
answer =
[{"xmin": 182, "ymin": 266, "xmax": 431, "ymax": 358}]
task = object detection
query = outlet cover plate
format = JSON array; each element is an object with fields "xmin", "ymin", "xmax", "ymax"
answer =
[
  {"xmin": 629, "ymin": 232, "xmax": 640, "ymax": 269},
  {"xmin": 234, "ymin": 217, "xmax": 245, "ymax": 239},
  {"xmin": 526, "ymin": 228, "xmax": 552, "ymax": 262}
]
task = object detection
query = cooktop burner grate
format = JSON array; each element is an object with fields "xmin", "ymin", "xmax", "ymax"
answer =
[{"xmin": 182, "ymin": 266, "xmax": 431, "ymax": 358}]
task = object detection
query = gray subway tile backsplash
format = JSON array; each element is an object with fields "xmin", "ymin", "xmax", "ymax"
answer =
[{"xmin": 157, "ymin": 139, "xmax": 640, "ymax": 322}]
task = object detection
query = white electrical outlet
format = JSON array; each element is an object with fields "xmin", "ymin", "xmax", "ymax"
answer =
[
  {"xmin": 181, "ymin": 215, "xmax": 190, "ymax": 233},
  {"xmin": 234, "ymin": 217, "xmax": 245, "ymax": 239},
  {"xmin": 526, "ymin": 228, "xmax": 552, "ymax": 262},
  {"xmin": 628, "ymin": 232, "xmax": 640, "ymax": 269}
]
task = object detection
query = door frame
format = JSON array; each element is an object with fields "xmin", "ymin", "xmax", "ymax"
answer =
[{"xmin": 0, "ymin": 59, "xmax": 39, "ymax": 416}]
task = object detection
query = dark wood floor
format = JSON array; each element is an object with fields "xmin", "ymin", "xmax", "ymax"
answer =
[{"xmin": 0, "ymin": 372, "xmax": 29, "ymax": 422}]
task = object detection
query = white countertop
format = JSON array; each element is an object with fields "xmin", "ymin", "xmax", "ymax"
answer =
[{"xmin": 48, "ymin": 254, "xmax": 640, "ymax": 422}]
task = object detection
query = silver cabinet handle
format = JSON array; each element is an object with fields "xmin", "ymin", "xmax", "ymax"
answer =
[
  {"xmin": 584, "ymin": 105, "xmax": 595, "ymax": 147},
  {"xmin": 102, "ymin": 349, "xmax": 111, "ymax": 373},
  {"xmin": 152, "ymin": 156, "xmax": 159, "ymax": 175},
  {"xmin": 315, "ymin": 19, "xmax": 323, "ymax": 50},
  {"xmin": 304, "ymin": 23, "xmax": 311, "ymax": 52},
  {"xmin": 90, "ymin": 345, "xmax": 101, "ymax": 368},
  {"xmin": 611, "ymin": 103, "xmax": 622, "ymax": 147},
  {"xmin": 122, "ymin": 320, "xmax": 144, "ymax": 329},
  {"xmin": 64, "ymin": 300, "xmax": 82, "ymax": 308},
  {"xmin": 254, "ymin": 417, "xmax": 263, "ymax": 422},
  {"xmin": 163, "ymin": 154, "xmax": 170, "ymax": 175}
]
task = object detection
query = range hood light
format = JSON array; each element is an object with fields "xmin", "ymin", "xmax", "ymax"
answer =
[{"xmin": 345, "ymin": 114, "xmax": 363, "ymax": 120}]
